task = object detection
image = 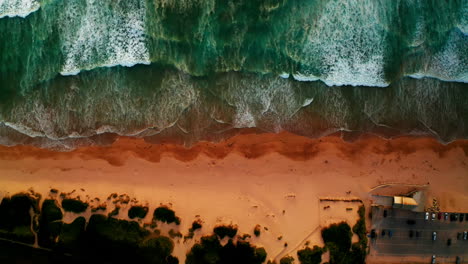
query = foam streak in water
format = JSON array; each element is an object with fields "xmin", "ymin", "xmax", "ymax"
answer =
[
  {"xmin": 0, "ymin": 0, "xmax": 39, "ymax": 18},
  {"xmin": 60, "ymin": 0, "xmax": 150, "ymax": 75}
]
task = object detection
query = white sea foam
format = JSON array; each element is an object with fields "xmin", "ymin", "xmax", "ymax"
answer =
[
  {"xmin": 410, "ymin": 30, "xmax": 467, "ymax": 83},
  {"xmin": 279, "ymin": 73, "xmax": 290, "ymax": 79},
  {"xmin": 292, "ymin": 73, "xmax": 319, "ymax": 82},
  {"xmin": 0, "ymin": 0, "xmax": 39, "ymax": 18},
  {"xmin": 60, "ymin": 0, "xmax": 150, "ymax": 75},
  {"xmin": 300, "ymin": 0, "xmax": 388, "ymax": 87},
  {"xmin": 3, "ymin": 122, "xmax": 45, "ymax": 138}
]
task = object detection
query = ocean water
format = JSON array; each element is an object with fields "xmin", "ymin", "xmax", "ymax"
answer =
[{"xmin": 0, "ymin": 0, "xmax": 467, "ymax": 149}]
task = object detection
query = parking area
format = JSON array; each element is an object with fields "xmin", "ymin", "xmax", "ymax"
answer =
[{"xmin": 370, "ymin": 206, "xmax": 468, "ymax": 263}]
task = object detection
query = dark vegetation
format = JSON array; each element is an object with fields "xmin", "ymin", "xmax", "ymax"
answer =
[
  {"xmin": 186, "ymin": 235, "xmax": 267, "ymax": 264},
  {"xmin": 38, "ymin": 199, "xmax": 63, "ymax": 248},
  {"xmin": 190, "ymin": 220, "xmax": 202, "ymax": 232},
  {"xmin": 280, "ymin": 255, "xmax": 294, "ymax": 264},
  {"xmin": 68, "ymin": 214, "xmax": 178, "ymax": 263},
  {"xmin": 128, "ymin": 205, "xmax": 149, "ymax": 219},
  {"xmin": 185, "ymin": 220, "xmax": 203, "ymax": 241},
  {"xmin": 108, "ymin": 205, "xmax": 120, "ymax": 217},
  {"xmin": 320, "ymin": 205, "xmax": 368, "ymax": 264},
  {"xmin": 1, "ymin": 192, "xmax": 272, "ymax": 264},
  {"xmin": 153, "ymin": 206, "xmax": 181, "ymax": 225},
  {"xmin": 56, "ymin": 216, "xmax": 86, "ymax": 254},
  {"xmin": 61, "ymin": 198, "xmax": 88, "ymax": 213},
  {"xmin": 0, "ymin": 193, "xmax": 40, "ymax": 244},
  {"xmin": 0, "ymin": 192, "xmax": 179, "ymax": 264},
  {"xmin": 253, "ymin": 224, "xmax": 261, "ymax": 237},
  {"xmin": 169, "ymin": 229, "xmax": 183, "ymax": 238},
  {"xmin": 213, "ymin": 225, "xmax": 238, "ymax": 239},
  {"xmin": 297, "ymin": 246, "xmax": 323, "ymax": 264}
]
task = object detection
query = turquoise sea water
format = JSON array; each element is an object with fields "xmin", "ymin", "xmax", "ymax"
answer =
[{"xmin": 0, "ymin": 0, "xmax": 467, "ymax": 149}]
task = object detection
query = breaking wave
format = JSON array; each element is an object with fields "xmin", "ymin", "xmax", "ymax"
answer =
[
  {"xmin": 0, "ymin": 0, "xmax": 467, "ymax": 149},
  {"xmin": 0, "ymin": 0, "xmax": 39, "ymax": 18}
]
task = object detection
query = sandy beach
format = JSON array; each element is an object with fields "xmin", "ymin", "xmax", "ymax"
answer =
[{"xmin": 0, "ymin": 132, "xmax": 467, "ymax": 263}]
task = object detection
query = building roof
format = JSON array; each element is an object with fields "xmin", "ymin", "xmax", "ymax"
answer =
[{"xmin": 393, "ymin": 196, "xmax": 418, "ymax": 206}]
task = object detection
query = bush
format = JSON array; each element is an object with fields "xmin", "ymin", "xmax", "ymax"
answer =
[
  {"xmin": 38, "ymin": 199, "xmax": 63, "ymax": 248},
  {"xmin": 61, "ymin": 199, "xmax": 88, "ymax": 213},
  {"xmin": 128, "ymin": 206, "xmax": 149, "ymax": 219},
  {"xmin": 190, "ymin": 220, "xmax": 202, "ymax": 232},
  {"xmin": 280, "ymin": 255, "xmax": 295, "ymax": 264},
  {"xmin": 169, "ymin": 229, "xmax": 182, "ymax": 238},
  {"xmin": 85, "ymin": 214, "xmax": 150, "ymax": 262},
  {"xmin": 321, "ymin": 222, "xmax": 352, "ymax": 264},
  {"xmin": 350, "ymin": 206, "xmax": 367, "ymax": 264},
  {"xmin": 321, "ymin": 222, "xmax": 352, "ymax": 251},
  {"xmin": 320, "ymin": 206, "xmax": 368, "ymax": 264},
  {"xmin": 297, "ymin": 246, "xmax": 323, "ymax": 264},
  {"xmin": 186, "ymin": 235, "xmax": 266, "ymax": 264},
  {"xmin": 153, "ymin": 206, "xmax": 181, "ymax": 225},
  {"xmin": 353, "ymin": 206, "xmax": 367, "ymax": 243},
  {"xmin": 254, "ymin": 224, "xmax": 261, "ymax": 237},
  {"xmin": 213, "ymin": 225, "xmax": 238, "ymax": 239},
  {"xmin": 57, "ymin": 216, "xmax": 86, "ymax": 253},
  {"xmin": 0, "ymin": 193, "xmax": 39, "ymax": 244},
  {"xmin": 139, "ymin": 236, "xmax": 177, "ymax": 264}
]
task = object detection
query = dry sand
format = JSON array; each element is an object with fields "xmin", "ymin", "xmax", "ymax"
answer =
[{"xmin": 0, "ymin": 132, "xmax": 467, "ymax": 263}]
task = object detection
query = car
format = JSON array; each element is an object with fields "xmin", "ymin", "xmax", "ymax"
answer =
[
  {"xmin": 450, "ymin": 213, "xmax": 457, "ymax": 222},
  {"xmin": 407, "ymin": 219, "xmax": 416, "ymax": 225},
  {"xmin": 432, "ymin": 231, "xmax": 437, "ymax": 241},
  {"xmin": 460, "ymin": 214, "xmax": 464, "ymax": 222},
  {"xmin": 388, "ymin": 230, "xmax": 393, "ymax": 238},
  {"xmin": 444, "ymin": 213, "xmax": 449, "ymax": 220},
  {"xmin": 431, "ymin": 255, "xmax": 436, "ymax": 264},
  {"xmin": 438, "ymin": 212, "xmax": 442, "ymax": 220},
  {"xmin": 425, "ymin": 212, "xmax": 430, "ymax": 220},
  {"xmin": 381, "ymin": 230, "xmax": 386, "ymax": 237},
  {"xmin": 383, "ymin": 210, "xmax": 387, "ymax": 218},
  {"xmin": 431, "ymin": 213, "xmax": 436, "ymax": 220},
  {"xmin": 447, "ymin": 238, "xmax": 452, "ymax": 246},
  {"xmin": 464, "ymin": 231, "xmax": 467, "ymax": 240},
  {"xmin": 409, "ymin": 230, "xmax": 414, "ymax": 238}
]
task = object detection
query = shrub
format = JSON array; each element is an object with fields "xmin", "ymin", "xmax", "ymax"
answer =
[
  {"xmin": 254, "ymin": 224, "xmax": 261, "ymax": 237},
  {"xmin": 297, "ymin": 246, "xmax": 323, "ymax": 264},
  {"xmin": 186, "ymin": 235, "xmax": 266, "ymax": 264},
  {"xmin": 280, "ymin": 255, "xmax": 295, "ymax": 264},
  {"xmin": 38, "ymin": 199, "xmax": 63, "ymax": 248},
  {"xmin": 321, "ymin": 222, "xmax": 352, "ymax": 264},
  {"xmin": 321, "ymin": 222, "xmax": 352, "ymax": 251},
  {"xmin": 350, "ymin": 206, "xmax": 367, "ymax": 264},
  {"xmin": 153, "ymin": 206, "xmax": 181, "ymax": 225},
  {"xmin": 0, "ymin": 193, "xmax": 39, "ymax": 244},
  {"xmin": 190, "ymin": 220, "xmax": 202, "ymax": 232},
  {"xmin": 139, "ymin": 236, "xmax": 176, "ymax": 264},
  {"xmin": 169, "ymin": 229, "xmax": 183, "ymax": 238},
  {"xmin": 128, "ymin": 206, "xmax": 149, "ymax": 219},
  {"xmin": 61, "ymin": 198, "xmax": 88, "ymax": 213},
  {"xmin": 213, "ymin": 225, "xmax": 238, "ymax": 239},
  {"xmin": 84, "ymin": 214, "xmax": 153, "ymax": 262},
  {"xmin": 320, "ymin": 206, "xmax": 368, "ymax": 264},
  {"xmin": 57, "ymin": 216, "xmax": 86, "ymax": 253}
]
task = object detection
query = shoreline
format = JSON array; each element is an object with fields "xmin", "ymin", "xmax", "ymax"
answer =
[{"xmin": 1, "ymin": 131, "xmax": 467, "ymax": 165}]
